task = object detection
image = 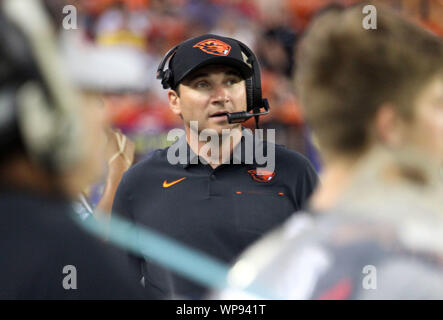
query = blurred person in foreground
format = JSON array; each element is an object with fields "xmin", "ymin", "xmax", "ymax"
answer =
[
  {"xmin": 42, "ymin": 0, "xmax": 141, "ymax": 221},
  {"xmin": 0, "ymin": 0, "xmax": 146, "ymax": 299},
  {"xmin": 220, "ymin": 4, "xmax": 443, "ymax": 299}
]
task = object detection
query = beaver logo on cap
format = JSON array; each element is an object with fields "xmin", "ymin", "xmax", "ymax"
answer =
[{"xmin": 193, "ymin": 39, "xmax": 231, "ymax": 56}]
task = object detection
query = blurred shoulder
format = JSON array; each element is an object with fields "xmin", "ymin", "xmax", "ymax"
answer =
[
  {"xmin": 275, "ymin": 143, "xmax": 314, "ymax": 167},
  {"xmin": 121, "ymin": 148, "xmax": 168, "ymax": 182}
]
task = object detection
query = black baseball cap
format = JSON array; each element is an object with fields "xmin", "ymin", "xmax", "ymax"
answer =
[{"xmin": 167, "ymin": 34, "xmax": 253, "ymax": 89}]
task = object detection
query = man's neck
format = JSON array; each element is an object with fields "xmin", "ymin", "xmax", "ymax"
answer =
[
  {"xmin": 185, "ymin": 125, "xmax": 243, "ymax": 169},
  {"xmin": 0, "ymin": 156, "xmax": 59, "ymax": 196},
  {"xmin": 310, "ymin": 156, "xmax": 361, "ymax": 212}
]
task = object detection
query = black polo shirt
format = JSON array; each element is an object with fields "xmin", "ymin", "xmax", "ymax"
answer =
[
  {"xmin": 0, "ymin": 188, "xmax": 149, "ymax": 299},
  {"xmin": 112, "ymin": 129, "xmax": 318, "ymax": 299}
]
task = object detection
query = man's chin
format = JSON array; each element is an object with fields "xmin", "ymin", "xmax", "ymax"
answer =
[
  {"xmin": 188, "ymin": 120, "xmax": 241, "ymax": 135},
  {"xmin": 210, "ymin": 122, "xmax": 242, "ymax": 134}
]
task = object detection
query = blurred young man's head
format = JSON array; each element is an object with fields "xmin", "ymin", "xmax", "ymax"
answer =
[
  {"xmin": 0, "ymin": 0, "xmax": 108, "ymax": 196},
  {"xmin": 295, "ymin": 5, "xmax": 443, "ymax": 163}
]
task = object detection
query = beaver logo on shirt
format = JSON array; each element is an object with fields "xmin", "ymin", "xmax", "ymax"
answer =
[
  {"xmin": 193, "ymin": 39, "xmax": 231, "ymax": 56},
  {"xmin": 248, "ymin": 169, "xmax": 276, "ymax": 182}
]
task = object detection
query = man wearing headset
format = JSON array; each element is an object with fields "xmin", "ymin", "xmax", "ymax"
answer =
[
  {"xmin": 0, "ymin": 0, "xmax": 147, "ymax": 299},
  {"xmin": 112, "ymin": 34, "xmax": 318, "ymax": 299}
]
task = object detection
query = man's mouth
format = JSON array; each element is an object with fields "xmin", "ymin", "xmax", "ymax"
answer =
[{"xmin": 209, "ymin": 111, "xmax": 229, "ymax": 118}]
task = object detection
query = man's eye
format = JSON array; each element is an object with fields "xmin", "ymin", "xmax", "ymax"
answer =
[
  {"xmin": 195, "ymin": 81, "xmax": 210, "ymax": 89},
  {"xmin": 226, "ymin": 78, "xmax": 240, "ymax": 86}
]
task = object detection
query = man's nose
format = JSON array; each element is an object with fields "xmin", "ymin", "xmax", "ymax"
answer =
[{"xmin": 211, "ymin": 84, "xmax": 229, "ymax": 104}]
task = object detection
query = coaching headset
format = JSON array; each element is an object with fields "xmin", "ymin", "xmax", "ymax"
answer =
[
  {"xmin": 156, "ymin": 34, "xmax": 270, "ymax": 128},
  {"xmin": 0, "ymin": 0, "xmax": 84, "ymax": 172}
]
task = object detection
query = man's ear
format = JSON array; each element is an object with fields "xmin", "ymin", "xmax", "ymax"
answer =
[
  {"xmin": 168, "ymin": 89, "xmax": 181, "ymax": 116},
  {"xmin": 374, "ymin": 104, "xmax": 405, "ymax": 146}
]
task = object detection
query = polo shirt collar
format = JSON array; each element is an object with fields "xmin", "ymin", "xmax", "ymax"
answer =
[{"xmin": 175, "ymin": 128, "xmax": 260, "ymax": 169}]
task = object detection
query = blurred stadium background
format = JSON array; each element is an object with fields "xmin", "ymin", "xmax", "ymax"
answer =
[{"xmin": 62, "ymin": 0, "xmax": 442, "ymax": 203}]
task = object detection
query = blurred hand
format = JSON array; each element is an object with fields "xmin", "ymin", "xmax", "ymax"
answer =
[
  {"xmin": 92, "ymin": 128, "xmax": 135, "ymax": 219},
  {"xmin": 104, "ymin": 128, "xmax": 135, "ymax": 178}
]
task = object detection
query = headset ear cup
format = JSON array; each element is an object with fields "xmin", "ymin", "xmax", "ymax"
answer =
[
  {"xmin": 251, "ymin": 61, "xmax": 263, "ymax": 113},
  {"xmin": 245, "ymin": 77, "xmax": 254, "ymax": 111},
  {"xmin": 234, "ymin": 39, "xmax": 264, "ymax": 113}
]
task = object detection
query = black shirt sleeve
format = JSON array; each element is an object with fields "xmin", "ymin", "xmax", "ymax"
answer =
[
  {"xmin": 279, "ymin": 147, "xmax": 319, "ymax": 210},
  {"xmin": 295, "ymin": 156, "xmax": 319, "ymax": 210}
]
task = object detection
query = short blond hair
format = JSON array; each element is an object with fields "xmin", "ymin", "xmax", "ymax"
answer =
[{"xmin": 295, "ymin": 4, "xmax": 443, "ymax": 157}]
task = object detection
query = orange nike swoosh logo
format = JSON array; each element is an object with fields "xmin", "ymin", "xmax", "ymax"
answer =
[{"xmin": 163, "ymin": 177, "xmax": 186, "ymax": 188}]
